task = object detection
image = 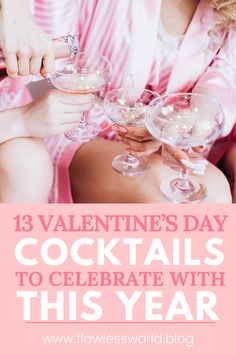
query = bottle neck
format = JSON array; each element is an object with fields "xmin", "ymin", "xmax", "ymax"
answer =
[
  {"xmin": 54, "ymin": 35, "xmax": 80, "ymax": 58},
  {"xmin": 65, "ymin": 35, "xmax": 80, "ymax": 57}
]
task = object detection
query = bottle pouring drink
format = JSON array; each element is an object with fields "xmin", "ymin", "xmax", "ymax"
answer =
[{"xmin": 0, "ymin": 35, "xmax": 79, "ymax": 81}]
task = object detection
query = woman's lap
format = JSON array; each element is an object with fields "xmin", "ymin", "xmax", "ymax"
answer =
[
  {"xmin": 2, "ymin": 136, "xmax": 230, "ymax": 203},
  {"xmin": 69, "ymin": 138, "xmax": 232, "ymax": 204},
  {"xmin": 0, "ymin": 137, "xmax": 53, "ymax": 203}
]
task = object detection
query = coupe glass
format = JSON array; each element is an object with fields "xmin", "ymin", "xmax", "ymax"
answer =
[
  {"xmin": 104, "ymin": 88, "xmax": 160, "ymax": 176},
  {"xmin": 50, "ymin": 52, "xmax": 112, "ymax": 141},
  {"xmin": 145, "ymin": 93, "xmax": 224, "ymax": 203}
]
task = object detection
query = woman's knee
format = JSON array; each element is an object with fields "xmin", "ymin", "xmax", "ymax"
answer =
[
  {"xmin": 70, "ymin": 139, "xmax": 232, "ymax": 204},
  {"xmin": 203, "ymin": 162, "xmax": 232, "ymax": 203},
  {"xmin": 220, "ymin": 143, "xmax": 236, "ymax": 202},
  {"xmin": 142, "ymin": 158, "xmax": 232, "ymax": 204},
  {"xmin": 149, "ymin": 160, "xmax": 232, "ymax": 204},
  {"xmin": 69, "ymin": 139, "xmax": 168, "ymax": 203},
  {"xmin": 0, "ymin": 138, "xmax": 53, "ymax": 202}
]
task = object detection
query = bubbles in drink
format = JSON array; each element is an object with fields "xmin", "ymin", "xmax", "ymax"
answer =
[
  {"xmin": 192, "ymin": 119, "xmax": 216, "ymax": 139},
  {"xmin": 155, "ymin": 110, "xmax": 193, "ymax": 145},
  {"xmin": 53, "ymin": 73, "xmax": 105, "ymax": 93},
  {"xmin": 148, "ymin": 107, "xmax": 219, "ymax": 148},
  {"xmin": 123, "ymin": 106, "xmax": 147, "ymax": 124},
  {"xmin": 112, "ymin": 100, "xmax": 148, "ymax": 125}
]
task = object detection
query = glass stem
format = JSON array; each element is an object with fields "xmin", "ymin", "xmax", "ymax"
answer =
[
  {"xmin": 79, "ymin": 111, "xmax": 88, "ymax": 130},
  {"xmin": 176, "ymin": 149, "xmax": 193, "ymax": 193},
  {"xmin": 178, "ymin": 166, "xmax": 191, "ymax": 191},
  {"xmin": 124, "ymin": 154, "xmax": 139, "ymax": 167}
]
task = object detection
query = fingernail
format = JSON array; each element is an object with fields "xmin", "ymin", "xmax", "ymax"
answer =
[
  {"xmin": 198, "ymin": 145, "xmax": 206, "ymax": 151},
  {"xmin": 199, "ymin": 159, "xmax": 208, "ymax": 165},
  {"xmin": 193, "ymin": 170, "xmax": 205, "ymax": 176},
  {"xmin": 112, "ymin": 125, "xmax": 118, "ymax": 132},
  {"xmin": 118, "ymin": 126, "xmax": 127, "ymax": 133},
  {"xmin": 128, "ymin": 151, "xmax": 137, "ymax": 157},
  {"xmin": 181, "ymin": 159, "xmax": 206, "ymax": 170}
]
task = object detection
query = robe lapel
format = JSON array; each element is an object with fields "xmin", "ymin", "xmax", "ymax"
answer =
[
  {"xmin": 123, "ymin": 0, "xmax": 161, "ymax": 87},
  {"xmin": 167, "ymin": 0, "xmax": 220, "ymax": 93}
]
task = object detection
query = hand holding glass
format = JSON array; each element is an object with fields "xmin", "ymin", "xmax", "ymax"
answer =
[
  {"xmin": 145, "ymin": 93, "xmax": 224, "ymax": 203},
  {"xmin": 50, "ymin": 52, "xmax": 112, "ymax": 141},
  {"xmin": 104, "ymin": 88, "xmax": 160, "ymax": 176}
]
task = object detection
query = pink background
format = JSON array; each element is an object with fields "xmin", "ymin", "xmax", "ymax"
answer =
[{"xmin": 0, "ymin": 204, "xmax": 235, "ymax": 354}]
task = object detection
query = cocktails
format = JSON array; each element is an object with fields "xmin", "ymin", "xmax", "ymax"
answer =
[
  {"xmin": 145, "ymin": 93, "xmax": 224, "ymax": 203},
  {"xmin": 50, "ymin": 52, "xmax": 112, "ymax": 141},
  {"xmin": 104, "ymin": 88, "xmax": 160, "ymax": 176}
]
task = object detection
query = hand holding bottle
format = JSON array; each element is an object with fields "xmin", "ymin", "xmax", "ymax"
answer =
[{"xmin": 0, "ymin": 0, "xmax": 54, "ymax": 78}]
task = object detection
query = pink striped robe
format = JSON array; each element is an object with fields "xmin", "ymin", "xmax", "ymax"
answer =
[{"xmin": 0, "ymin": 0, "xmax": 236, "ymax": 202}]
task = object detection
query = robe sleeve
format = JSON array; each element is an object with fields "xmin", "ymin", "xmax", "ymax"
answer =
[{"xmin": 194, "ymin": 29, "xmax": 236, "ymax": 137}]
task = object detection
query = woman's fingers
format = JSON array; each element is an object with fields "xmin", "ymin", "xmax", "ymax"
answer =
[
  {"xmin": 4, "ymin": 48, "xmax": 53, "ymax": 77},
  {"xmin": 164, "ymin": 144, "xmax": 188, "ymax": 163},
  {"xmin": 0, "ymin": 0, "xmax": 55, "ymax": 77},
  {"xmin": 164, "ymin": 144, "xmax": 208, "ymax": 171},
  {"xmin": 61, "ymin": 102, "xmax": 94, "ymax": 112},
  {"xmin": 120, "ymin": 135, "xmax": 161, "ymax": 153},
  {"xmin": 17, "ymin": 51, "xmax": 31, "ymax": 75},
  {"xmin": 56, "ymin": 122, "xmax": 79, "ymax": 134},
  {"xmin": 181, "ymin": 158, "xmax": 208, "ymax": 171},
  {"xmin": 30, "ymin": 55, "xmax": 42, "ymax": 75},
  {"xmin": 125, "ymin": 147, "xmax": 161, "ymax": 158},
  {"xmin": 112, "ymin": 123, "xmax": 161, "ymax": 157},
  {"xmin": 63, "ymin": 103, "xmax": 93, "ymax": 113},
  {"xmin": 5, "ymin": 52, "xmax": 18, "ymax": 78},
  {"xmin": 192, "ymin": 169, "xmax": 206, "ymax": 176},
  {"xmin": 192, "ymin": 145, "xmax": 206, "ymax": 153},
  {"xmin": 57, "ymin": 111, "xmax": 87, "ymax": 125},
  {"xmin": 61, "ymin": 112, "xmax": 82, "ymax": 124},
  {"xmin": 112, "ymin": 124, "xmax": 209, "ymax": 167},
  {"xmin": 41, "ymin": 51, "xmax": 54, "ymax": 77},
  {"xmin": 113, "ymin": 124, "xmax": 153, "ymax": 141},
  {"xmin": 58, "ymin": 92, "xmax": 95, "ymax": 105}
]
